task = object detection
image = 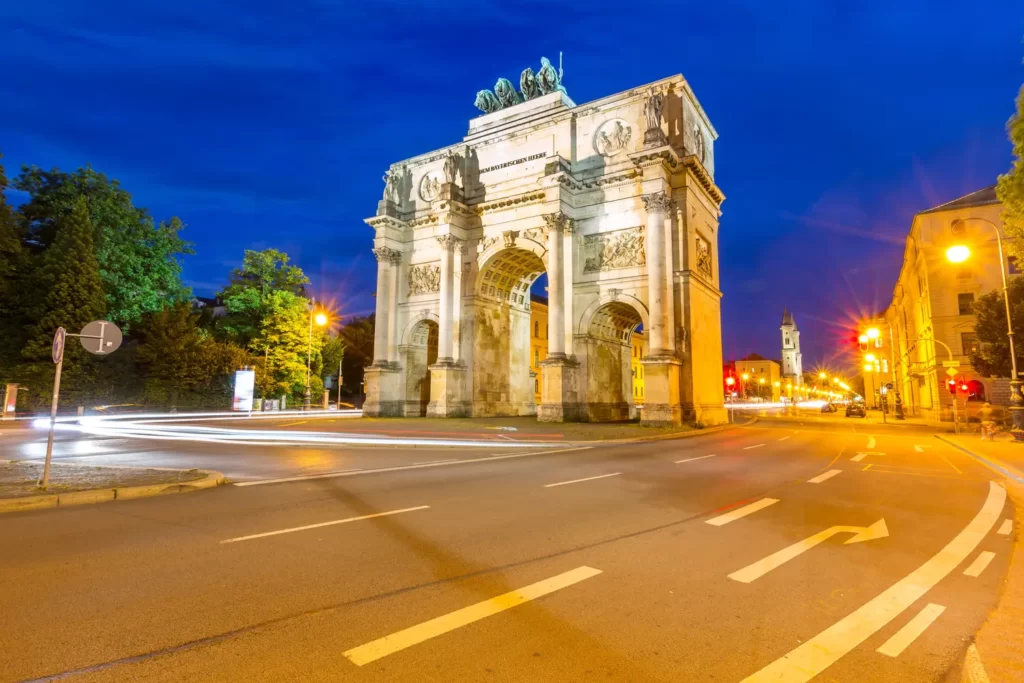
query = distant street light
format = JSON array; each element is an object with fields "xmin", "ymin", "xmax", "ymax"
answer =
[
  {"xmin": 304, "ymin": 297, "xmax": 330, "ymax": 410},
  {"xmin": 946, "ymin": 244, "xmax": 970, "ymax": 263}
]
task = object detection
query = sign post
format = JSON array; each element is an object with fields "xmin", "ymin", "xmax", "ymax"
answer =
[
  {"xmin": 39, "ymin": 321, "xmax": 122, "ymax": 489},
  {"xmin": 2, "ymin": 384, "xmax": 18, "ymax": 420}
]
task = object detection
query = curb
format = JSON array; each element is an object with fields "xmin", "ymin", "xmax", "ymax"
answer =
[
  {"xmin": 934, "ymin": 435, "xmax": 1024, "ymax": 485},
  {"xmin": 0, "ymin": 469, "xmax": 226, "ymax": 514},
  {"xmin": 581, "ymin": 422, "xmax": 740, "ymax": 446}
]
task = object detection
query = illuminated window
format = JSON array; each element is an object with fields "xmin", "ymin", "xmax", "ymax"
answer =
[
  {"xmin": 881, "ymin": 358, "xmax": 888, "ymax": 373},
  {"xmin": 962, "ymin": 332, "xmax": 980, "ymax": 357},
  {"xmin": 957, "ymin": 293, "xmax": 975, "ymax": 315}
]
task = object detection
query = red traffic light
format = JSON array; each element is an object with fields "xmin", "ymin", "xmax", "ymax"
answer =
[
  {"xmin": 946, "ymin": 378, "xmax": 957, "ymax": 394},
  {"xmin": 725, "ymin": 376, "xmax": 736, "ymax": 387},
  {"xmin": 959, "ymin": 381, "xmax": 969, "ymax": 393}
]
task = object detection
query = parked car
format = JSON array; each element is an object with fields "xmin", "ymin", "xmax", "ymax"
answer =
[
  {"xmin": 845, "ymin": 403, "xmax": 867, "ymax": 418},
  {"xmin": 821, "ymin": 402, "xmax": 837, "ymax": 413}
]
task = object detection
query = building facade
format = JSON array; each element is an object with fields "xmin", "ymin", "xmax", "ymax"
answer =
[
  {"xmin": 780, "ymin": 309, "xmax": 803, "ymax": 386},
  {"xmin": 734, "ymin": 357, "xmax": 782, "ymax": 402},
  {"xmin": 880, "ymin": 187, "xmax": 1014, "ymax": 421},
  {"xmin": 362, "ymin": 65, "xmax": 727, "ymax": 425}
]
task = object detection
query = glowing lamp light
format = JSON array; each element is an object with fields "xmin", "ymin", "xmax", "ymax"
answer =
[
  {"xmin": 865, "ymin": 353, "xmax": 876, "ymax": 363},
  {"xmin": 946, "ymin": 245, "xmax": 970, "ymax": 264},
  {"xmin": 741, "ymin": 373, "xmax": 749, "ymax": 381},
  {"xmin": 866, "ymin": 327, "xmax": 880, "ymax": 340},
  {"xmin": 725, "ymin": 376, "xmax": 736, "ymax": 386},
  {"xmin": 858, "ymin": 334, "xmax": 868, "ymax": 344},
  {"xmin": 314, "ymin": 312, "xmax": 329, "ymax": 326},
  {"xmin": 759, "ymin": 378, "xmax": 766, "ymax": 384},
  {"xmin": 864, "ymin": 364, "xmax": 873, "ymax": 372}
]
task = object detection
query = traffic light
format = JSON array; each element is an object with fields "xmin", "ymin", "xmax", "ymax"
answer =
[
  {"xmin": 946, "ymin": 378, "xmax": 957, "ymax": 394},
  {"xmin": 959, "ymin": 380, "xmax": 969, "ymax": 393}
]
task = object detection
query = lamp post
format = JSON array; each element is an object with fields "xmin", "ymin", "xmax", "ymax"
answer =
[
  {"xmin": 948, "ymin": 218, "xmax": 1023, "ymax": 432},
  {"xmin": 304, "ymin": 297, "xmax": 329, "ymax": 410}
]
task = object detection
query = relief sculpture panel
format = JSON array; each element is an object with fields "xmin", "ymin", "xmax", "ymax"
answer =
[
  {"xmin": 408, "ymin": 263, "xmax": 441, "ymax": 296},
  {"xmin": 583, "ymin": 227, "xmax": 645, "ymax": 273}
]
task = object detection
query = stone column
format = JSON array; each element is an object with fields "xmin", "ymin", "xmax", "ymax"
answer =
[
  {"xmin": 642, "ymin": 192, "xmax": 672, "ymax": 356},
  {"xmin": 664, "ymin": 204, "xmax": 677, "ymax": 353},
  {"xmin": 562, "ymin": 218, "xmax": 577, "ymax": 357},
  {"xmin": 544, "ymin": 214, "xmax": 566, "ymax": 359},
  {"xmin": 386, "ymin": 250, "xmax": 402, "ymax": 365},
  {"xmin": 371, "ymin": 246, "xmax": 395, "ymax": 366},
  {"xmin": 436, "ymin": 235, "xmax": 460, "ymax": 362}
]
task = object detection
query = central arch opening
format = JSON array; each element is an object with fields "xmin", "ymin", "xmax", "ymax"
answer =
[
  {"xmin": 473, "ymin": 247, "xmax": 547, "ymax": 417},
  {"xmin": 403, "ymin": 318, "xmax": 438, "ymax": 416},
  {"xmin": 584, "ymin": 301, "xmax": 646, "ymax": 421}
]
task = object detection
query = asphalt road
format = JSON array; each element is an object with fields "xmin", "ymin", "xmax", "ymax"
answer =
[{"xmin": 0, "ymin": 421, "xmax": 1014, "ymax": 682}]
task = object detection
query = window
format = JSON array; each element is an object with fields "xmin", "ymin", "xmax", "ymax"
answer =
[
  {"xmin": 1010, "ymin": 256, "xmax": 1020, "ymax": 275},
  {"xmin": 881, "ymin": 358, "xmax": 888, "ymax": 373},
  {"xmin": 534, "ymin": 349, "xmax": 539, "ymax": 365},
  {"xmin": 956, "ymin": 268, "xmax": 972, "ymax": 280},
  {"xmin": 962, "ymin": 332, "xmax": 980, "ymax": 357},
  {"xmin": 534, "ymin": 321, "xmax": 539, "ymax": 337},
  {"xmin": 545, "ymin": 324, "xmax": 549, "ymax": 339},
  {"xmin": 957, "ymin": 292, "xmax": 975, "ymax": 315},
  {"xmin": 535, "ymin": 378, "xmax": 539, "ymax": 393}
]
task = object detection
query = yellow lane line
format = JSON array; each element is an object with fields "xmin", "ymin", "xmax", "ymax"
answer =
[
  {"xmin": 343, "ymin": 566, "xmax": 602, "ymax": 666},
  {"xmin": 876, "ymin": 603, "xmax": 946, "ymax": 657},
  {"xmin": 739, "ymin": 480, "xmax": 1006, "ymax": 683}
]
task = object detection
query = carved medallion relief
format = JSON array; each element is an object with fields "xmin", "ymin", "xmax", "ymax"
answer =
[
  {"xmin": 418, "ymin": 171, "xmax": 443, "ymax": 202},
  {"xmin": 583, "ymin": 227, "xmax": 646, "ymax": 273},
  {"xmin": 593, "ymin": 118, "xmax": 633, "ymax": 157}
]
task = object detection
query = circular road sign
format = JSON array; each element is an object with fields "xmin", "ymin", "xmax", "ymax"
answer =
[
  {"xmin": 52, "ymin": 327, "xmax": 66, "ymax": 364},
  {"xmin": 79, "ymin": 320, "xmax": 123, "ymax": 355}
]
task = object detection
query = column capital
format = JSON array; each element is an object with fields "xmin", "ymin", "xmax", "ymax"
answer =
[
  {"xmin": 642, "ymin": 192, "xmax": 674, "ymax": 213},
  {"xmin": 372, "ymin": 246, "xmax": 401, "ymax": 263},
  {"xmin": 542, "ymin": 212, "xmax": 576, "ymax": 234},
  {"xmin": 436, "ymin": 234, "xmax": 465, "ymax": 251}
]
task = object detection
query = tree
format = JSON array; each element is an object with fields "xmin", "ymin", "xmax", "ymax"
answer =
[
  {"xmin": 1000, "ymin": 84, "xmax": 1024, "ymax": 260},
  {"xmin": 321, "ymin": 335, "xmax": 346, "ymax": 385},
  {"xmin": 135, "ymin": 302, "xmax": 251, "ymax": 406},
  {"xmin": 0, "ymin": 154, "xmax": 28, "ymax": 369},
  {"xmin": 17, "ymin": 197, "xmax": 108, "ymax": 403},
  {"xmin": 337, "ymin": 315, "xmax": 375, "ymax": 392},
  {"xmin": 219, "ymin": 249, "xmax": 309, "ymax": 346},
  {"xmin": 14, "ymin": 165, "xmax": 192, "ymax": 326},
  {"xmin": 968, "ymin": 278, "xmax": 1024, "ymax": 377},
  {"xmin": 255, "ymin": 290, "xmax": 324, "ymax": 400}
]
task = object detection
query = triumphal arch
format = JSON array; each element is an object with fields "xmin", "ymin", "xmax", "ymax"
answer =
[{"xmin": 363, "ymin": 60, "xmax": 727, "ymax": 425}]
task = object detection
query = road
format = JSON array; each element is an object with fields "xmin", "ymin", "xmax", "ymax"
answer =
[{"xmin": 0, "ymin": 420, "xmax": 1014, "ymax": 682}]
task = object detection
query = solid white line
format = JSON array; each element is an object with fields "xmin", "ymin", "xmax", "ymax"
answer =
[
  {"xmin": 738, "ymin": 480, "xmax": 1005, "ymax": 683},
  {"xmin": 807, "ymin": 469, "xmax": 842, "ymax": 484},
  {"xmin": 778, "ymin": 436, "xmax": 790, "ymax": 442},
  {"xmin": 544, "ymin": 472, "xmax": 621, "ymax": 488},
  {"xmin": 998, "ymin": 518, "xmax": 1012, "ymax": 535},
  {"xmin": 236, "ymin": 446, "xmax": 594, "ymax": 487},
  {"xmin": 964, "ymin": 643, "xmax": 992, "ymax": 683},
  {"xmin": 867, "ymin": 436, "xmax": 877, "ymax": 448},
  {"xmin": 963, "ymin": 551, "xmax": 996, "ymax": 577},
  {"xmin": 851, "ymin": 453, "xmax": 867, "ymax": 462},
  {"xmin": 876, "ymin": 603, "xmax": 946, "ymax": 657},
  {"xmin": 743, "ymin": 443, "xmax": 765, "ymax": 450},
  {"xmin": 343, "ymin": 566, "xmax": 602, "ymax": 666},
  {"xmin": 413, "ymin": 458, "xmax": 457, "ymax": 465},
  {"xmin": 706, "ymin": 498, "xmax": 779, "ymax": 527},
  {"xmin": 914, "ymin": 445, "xmax": 924, "ymax": 453},
  {"xmin": 676, "ymin": 454, "xmax": 717, "ymax": 464},
  {"xmin": 220, "ymin": 506, "xmax": 429, "ymax": 544}
]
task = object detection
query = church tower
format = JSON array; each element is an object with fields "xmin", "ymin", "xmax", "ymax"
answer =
[{"xmin": 780, "ymin": 309, "xmax": 802, "ymax": 385}]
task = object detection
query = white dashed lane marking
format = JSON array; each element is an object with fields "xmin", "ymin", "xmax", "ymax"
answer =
[
  {"xmin": 706, "ymin": 498, "xmax": 779, "ymax": 527},
  {"xmin": 807, "ymin": 469, "xmax": 842, "ymax": 484}
]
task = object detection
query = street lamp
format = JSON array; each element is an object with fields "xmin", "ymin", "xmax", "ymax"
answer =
[
  {"xmin": 304, "ymin": 297, "xmax": 330, "ymax": 410},
  {"xmin": 948, "ymin": 217, "xmax": 1023, "ymax": 431}
]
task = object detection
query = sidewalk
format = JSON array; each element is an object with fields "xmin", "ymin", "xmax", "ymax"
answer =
[
  {"xmin": 0, "ymin": 461, "xmax": 225, "ymax": 513},
  {"xmin": 935, "ymin": 435, "xmax": 1024, "ymax": 682}
]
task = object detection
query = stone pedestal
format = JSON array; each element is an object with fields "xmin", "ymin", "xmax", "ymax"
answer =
[
  {"xmin": 363, "ymin": 366, "xmax": 402, "ymax": 417},
  {"xmin": 426, "ymin": 361, "xmax": 470, "ymax": 418},
  {"xmin": 641, "ymin": 357, "xmax": 683, "ymax": 426},
  {"xmin": 538, "ymin": 357, "xmax": 582, "ymax": 422}
]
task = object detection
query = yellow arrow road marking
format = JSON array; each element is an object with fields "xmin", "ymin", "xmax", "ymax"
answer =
[{"xmin": 729, "ymin": 519, "xmax": 888, "ymax": 583}]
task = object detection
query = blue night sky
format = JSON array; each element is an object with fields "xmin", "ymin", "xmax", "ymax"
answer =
[{"xmin": 2, "ymin": 1, "xmax": 1022, "ymax": 369}]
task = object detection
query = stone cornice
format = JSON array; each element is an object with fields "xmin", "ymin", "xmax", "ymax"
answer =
[
  {"xmin": 680, "ymin": 155, "xmax": 725, "ymax": 205},
  {"xmin": 365, "ymin": 215, "xmax": 408, "ymax": 232},
  {"xmin": 475, "ymin": 192, "xmax": 546, "ymax": 215}
]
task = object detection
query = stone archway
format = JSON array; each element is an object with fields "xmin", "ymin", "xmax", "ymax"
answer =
[
  {"xmin": 579, "ymin": 300, "xmax": 646, "ymax": 421},
  {"xmin": 402, "ymin": 318, "xmax": 438, "ymax": 416},
  {"xmin": 471, "ymin": 246, "xmax": 546, "ymax": 416}
]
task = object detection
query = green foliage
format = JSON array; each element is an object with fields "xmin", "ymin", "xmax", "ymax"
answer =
[
  {"xmin": 13, "ymin": 165, "xmax": 193, "ymax": 327},
  {"xmin": 337, "ymin": 315, "xmax": 375, "ymax": 391},
  {"xmin": 320, "ymin": 335, "xmax": 346, "ymax": 384},
  {"xmin": 968, "ymin": 277, "xmax": 1024, "ymax": 377},
  {"xmin": 0, "ymin": 155, "xmax": 28, "ymax": 365},
  {"xmin": 255, "ymin": 290, "xmax": 324, "ymax": 400},
  {"xmin": 16, "ymin": 197, "xmax": 108, "ymax": 404},
  {"xmin": 1000, "ymin": 85, "xmax": 1024, "ymax": 261},
  {"xmin": 219, "ymin": 249, "xmax": 309, "ymax": 346},
  {"xmin": 135, "ymin": 302, "xmax": 251, "ymax": 405}
]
